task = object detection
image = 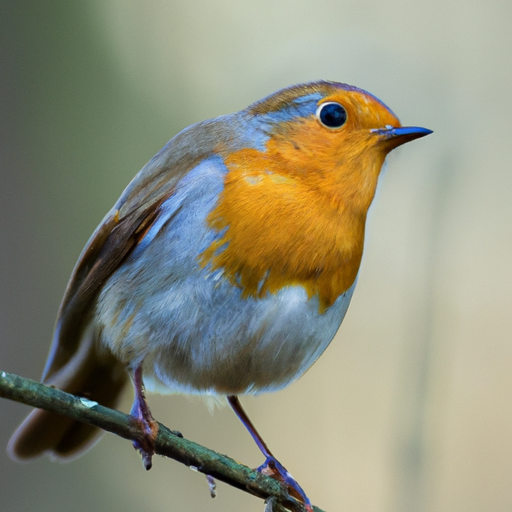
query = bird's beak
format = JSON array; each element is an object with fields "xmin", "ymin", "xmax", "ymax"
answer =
[{"xmin": 372, "ymin": 125, "xmax": 433, "ymax": 149}]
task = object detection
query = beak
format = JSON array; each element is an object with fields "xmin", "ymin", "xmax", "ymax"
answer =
[{"xmin": 372, "ymin": 125, "xmax": 433, "ymax": 149}]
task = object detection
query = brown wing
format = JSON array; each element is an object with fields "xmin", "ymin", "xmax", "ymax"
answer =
[
  {"xmin": 8, "ymin": 117, "xmax": 236, "ymax": 459},
  {"xmin": 42, "ymin": 199, "xmax": 164, "ymax": 381},
  {"xmin": 42, "ymin": 128, "xmax": 210, "ymax": 382},
  {"xmin": 8, "ymin": 181, "xmax": 180, "ymax": 460}
]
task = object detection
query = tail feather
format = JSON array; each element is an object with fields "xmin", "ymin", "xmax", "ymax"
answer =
[{"xmin": 8, "ymin": 333, "xmax": 128, "ymax": 461}]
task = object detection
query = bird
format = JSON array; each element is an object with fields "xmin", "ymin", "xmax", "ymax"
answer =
[{"xmin": 8, "ymin": 80, "xmax": 431, "ymax": 509}]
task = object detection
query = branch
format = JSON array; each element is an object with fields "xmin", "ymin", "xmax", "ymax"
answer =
[{"xmin": 0, "ymin": 371, "xmax": 325, "ymax": 512}]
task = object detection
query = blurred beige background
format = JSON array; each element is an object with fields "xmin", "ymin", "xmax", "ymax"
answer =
[{"xmin": 1, "ymin": 2, "xmax": 511, "ymax": 512}]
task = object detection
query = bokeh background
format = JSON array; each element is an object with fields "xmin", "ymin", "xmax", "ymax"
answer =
[{"xmin": 1, "ymin": 2, "xmax": 511, "ymax": 512}]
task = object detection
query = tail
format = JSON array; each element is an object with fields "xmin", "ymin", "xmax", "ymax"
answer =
[{"xmin": 8, "ymin": 333, "xmax": 128, "ymax": 461}]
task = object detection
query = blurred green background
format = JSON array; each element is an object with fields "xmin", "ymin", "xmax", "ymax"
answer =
[{"xmin": 1, "ymin": 2, "xmax": 511, "ymax": 512}]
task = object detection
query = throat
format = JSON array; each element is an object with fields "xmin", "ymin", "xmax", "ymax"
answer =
[{"xmin": 200, "ymin": 162, "xmax": 366, "ymax": 311}]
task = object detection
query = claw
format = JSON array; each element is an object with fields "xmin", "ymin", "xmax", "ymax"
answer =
[
  {"xmin": 130, "ymin": 365, "xmax": 159, "ymax": 470},
  {"xmin": 258, "ymin": 456, "xmax": 312, "ymax": 511},
  {"xmin": 205, "ymin": 474, "xmax": 217, "ymax": 498}
]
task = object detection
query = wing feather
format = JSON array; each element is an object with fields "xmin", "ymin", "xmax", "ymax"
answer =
[
  {"xmin": 41, "ymin": 123, "xmax": 215, "ymax": 380},
  {"xmin": 43, "ymin": 202, "xmax": 162, "ymax": 380}
]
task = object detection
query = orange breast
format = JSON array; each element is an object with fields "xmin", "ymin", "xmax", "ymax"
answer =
[{"xmin": 200, "ymin": 115, "xmax": 385, "ymax": 312}]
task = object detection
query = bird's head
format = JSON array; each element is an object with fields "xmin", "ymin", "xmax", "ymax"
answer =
[
  {"xmin": 227, "ymin": 81, "xmax": 431, "ymax": 212},
  {"xmin": 246, "ymin": 80, "xmax": 431, "ymax": 151}
]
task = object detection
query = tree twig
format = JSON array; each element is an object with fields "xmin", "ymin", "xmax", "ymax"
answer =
[{"xmin": 0, "ymin": 370, "xmax": 325, "ymax": 512}]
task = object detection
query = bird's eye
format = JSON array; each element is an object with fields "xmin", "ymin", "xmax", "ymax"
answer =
[{"xmin": 316, "ymin": 102, "xmax": 347, "ymax": 129}]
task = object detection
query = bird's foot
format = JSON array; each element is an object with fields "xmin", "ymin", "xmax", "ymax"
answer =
[
  {"xmin": 258, "ymin": 456, "xmax": 313, "ymax": 512},
  {"xmin": 130, "ymin": 369, "xmax": 159, "ymax": 470},
  {"xmin": 131, "ymin": 399, "xmax": 159, "ymax": 470}
]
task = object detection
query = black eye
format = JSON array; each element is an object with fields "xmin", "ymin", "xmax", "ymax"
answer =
[{"xmin": 316, "ymin": 102, "xmax": 347, "ymax": 128}]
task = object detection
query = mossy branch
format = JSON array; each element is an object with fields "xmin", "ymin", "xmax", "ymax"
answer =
[{"xmin": 0, "ymin": 370, "xmax": 325, "ymax": 512}]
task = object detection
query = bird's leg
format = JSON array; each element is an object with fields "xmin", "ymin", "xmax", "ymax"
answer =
[
  {"xmin": 130, "ymin": 364, "xmax": 159, "ymax": 470},
  {"xmin": 227, "ymin": 396, "xmax": 312, "ymax": 511}
]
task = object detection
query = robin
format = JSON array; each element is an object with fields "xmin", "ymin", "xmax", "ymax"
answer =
[{"xmin": 9, "ymin": 80, "xmax": 431, "ymax": 509}]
